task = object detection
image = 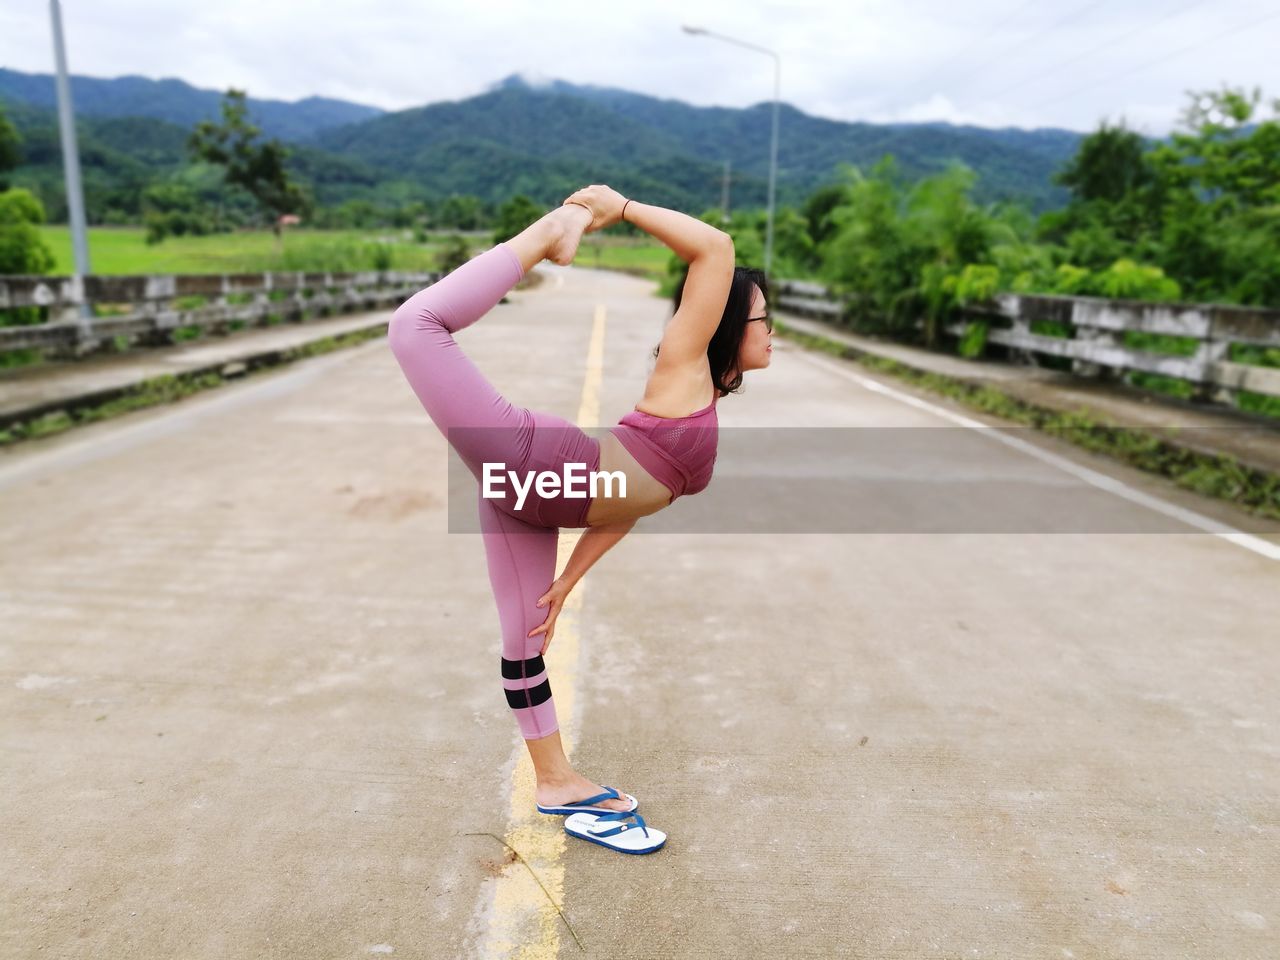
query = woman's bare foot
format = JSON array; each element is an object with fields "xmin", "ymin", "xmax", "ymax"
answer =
[
  {"xmin": 545, "ymin": 204, "xmax": 593, "ymax": 266},
  {"xmin": 535, "ymin": 773, "xmax": 633, "ymax": 813}
]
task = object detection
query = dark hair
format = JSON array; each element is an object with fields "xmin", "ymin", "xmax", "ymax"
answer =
[{"xmin": 654, "ymin": 265, "xmax": 769, "ymax": 397}]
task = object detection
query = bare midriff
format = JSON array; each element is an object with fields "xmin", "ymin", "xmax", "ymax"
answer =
[
  {"xmin": 583, "ymin": 374, "xmax": 719, "ymax": 528},
  {"xmin": 583, "ymin": 432, "xmax": 674, "ymax": 526}
]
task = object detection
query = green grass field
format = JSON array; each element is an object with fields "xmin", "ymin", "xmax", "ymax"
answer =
[
  {"xmin": 36, "ymin": 226, "xmax": 453, "ymax": 274},
  {"xmin": 35, "ymin": 226, "xmax": 679, "ymax": 279}
]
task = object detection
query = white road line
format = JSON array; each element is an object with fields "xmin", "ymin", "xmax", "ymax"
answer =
[{"xmin": 797, "ymin": 350, "xmax": 1280, "ymax": 562}]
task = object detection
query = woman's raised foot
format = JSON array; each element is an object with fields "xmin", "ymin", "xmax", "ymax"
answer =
[{"xmin": 545, "ymin": 204, "xmax": 593, "ymax": 265}]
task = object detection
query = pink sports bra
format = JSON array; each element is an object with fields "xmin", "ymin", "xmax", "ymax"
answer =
[{"xmin": 608, "ymin": 392, "xmax": 719, "ymax": 503}]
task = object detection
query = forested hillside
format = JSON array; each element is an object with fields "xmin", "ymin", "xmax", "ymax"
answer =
[{"xmin": 0, "ymin": 69, "xmax": 1081, "ymax": 225}]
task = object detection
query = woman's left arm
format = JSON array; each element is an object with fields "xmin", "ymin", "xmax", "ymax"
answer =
[
  {"xmin": 560, "ymin": 517, "xmax": 637, "ymax": 588},
  {"xmin": 528, "ymin": 517, "xmax": 638, "ymax": 648}
]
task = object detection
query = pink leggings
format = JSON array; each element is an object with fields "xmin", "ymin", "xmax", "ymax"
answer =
[{"xmin": 387, "ymin": 241, "xmax": 600, "ymax": 740}]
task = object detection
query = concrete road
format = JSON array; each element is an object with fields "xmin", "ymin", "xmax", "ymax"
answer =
[{"xmin": 2, "ymin": 260, "xmax": 1278, "ymax": 959}]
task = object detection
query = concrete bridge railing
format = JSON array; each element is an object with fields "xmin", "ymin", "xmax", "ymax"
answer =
[
  {"xmin": 0, "ymin": 270, "xmax": 438, "ymax": 360},
  {"xmin": 772, "ymin": 279, "xmax": 1280, "ymax": 408},
  {"xmin": 5, "ymin": 271, "xmax": 1278, "ymax": 410}
]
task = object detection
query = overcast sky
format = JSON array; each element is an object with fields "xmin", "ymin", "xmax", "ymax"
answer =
[{"xmin": 2, "ymin": 0, "xmax": 1278, "ymax": 135}]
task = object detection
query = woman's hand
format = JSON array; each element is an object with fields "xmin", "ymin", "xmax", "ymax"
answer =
[
  {"xmin": 562, "ymin": 185, "xmax": 628, "ymax": 232},
  {"xmin": 528, "ymin": 576, "xmax": 574, "ymax": 654}
]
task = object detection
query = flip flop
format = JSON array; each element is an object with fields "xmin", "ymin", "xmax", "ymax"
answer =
[
  {"xmin": 536, "ymin": 785, "xmax": 638, "ymax": 817},
  {"xmin": 564, "ymin": 810, "xmax": 666, "ymax": 855}
]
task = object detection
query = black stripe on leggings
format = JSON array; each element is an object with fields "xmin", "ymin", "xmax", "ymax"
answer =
[
  {"xmin": 501, "ymin": 654, "xmax": 547, "ymax": 680},
  {"xmin": 504, "ymin": 678, "xmax": 553, "ymax": 709}
]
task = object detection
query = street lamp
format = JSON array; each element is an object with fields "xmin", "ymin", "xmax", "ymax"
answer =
[
  {"xmin": 682, "ymin": 24, "xmax": 780, "ymax": 279},
  {"xmin": 49, "ymin": 0, "xmax": 92, "ymax": 325}
]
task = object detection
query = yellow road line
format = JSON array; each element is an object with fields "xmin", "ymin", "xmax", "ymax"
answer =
[{"xmin": 476, "ymin": 301, "xmax": 607, "ymax": 957}]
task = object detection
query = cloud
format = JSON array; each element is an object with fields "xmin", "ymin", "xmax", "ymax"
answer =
[
  {"xmin": 864, "ymin": 95, "xmax": 1025, "ymax": 130},
  {"xmin": 2, "ymin": 0, "xmax": 1277, "ymax": 135}
]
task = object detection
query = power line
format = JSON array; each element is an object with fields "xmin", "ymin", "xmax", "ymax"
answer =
[
  {"xmin": 1027, "ymin": 5, "xmax": 1280, "ymax": 110},
  {"xmin": 986, "ymin": 0, "xmax": 1214, "ymax": 104},
  {"xmin": 943, "ymin": 0, "xmax": 1114, "ymax": 97},
  {"xmin": 907, "ymin": 0, "xmax": 1041, "ymax": 99}
]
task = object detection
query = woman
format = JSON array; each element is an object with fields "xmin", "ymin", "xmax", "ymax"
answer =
[{"xmin": 387, "ymin": 185, "xmax": 772, "ymax": 853}]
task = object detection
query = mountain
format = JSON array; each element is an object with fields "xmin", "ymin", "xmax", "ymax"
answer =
[
  {"xmin": 0, "ymin": 67, "xmax": 383, "ymax": 142},
  {"xmin": 1, "ymin": 68, "xmax": 1089, "ymax": 221},
  {"xmin": 315, "ymin": 73, "xmax": 1083, "ymax": 211}
]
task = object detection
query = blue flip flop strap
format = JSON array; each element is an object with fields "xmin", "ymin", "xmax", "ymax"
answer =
[
  {"xmin": 566, "ymin": 786, "xmax": 621, "ymax": 808},
  {"xmin": 590, "ymin": 810, "xmax": 650, "ymax": 839}
]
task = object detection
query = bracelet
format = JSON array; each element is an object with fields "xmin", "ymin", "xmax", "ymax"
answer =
[{"xmin": 621, "ymin": 198, "xmax": 633, "ymax": 223}]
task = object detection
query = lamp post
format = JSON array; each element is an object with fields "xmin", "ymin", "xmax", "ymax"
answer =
[
  {"xmin": 49, "ymin": 0, "xmax": 92, "ymax": 325},
  {"xmin": 682, "ymin": 24, "xmax": 780, "ymax": 279}
]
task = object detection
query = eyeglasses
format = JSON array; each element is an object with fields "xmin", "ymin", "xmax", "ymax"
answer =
[{"xmin": 748, "ymin": 313, "xmax": 773, "ymax": 333}]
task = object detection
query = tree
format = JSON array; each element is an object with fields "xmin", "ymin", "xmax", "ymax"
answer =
[
  {"xmin": 436, "ymin": 194, "xmax": 485, "ymax": 230},
  {"xmin": 1036, "ymin": 87, "xmax": 1280, "ymax": 305},
  {"xmin": 0, "ymin": 106, "xmax": 21, "ymax": 192},
  {"xmin": 141, "ymin": 181, "xmax": 219, "ymax": 245},
  {"xmin": 0, "ymin": 189, "xmax": 57, "ymax": 328},
  {"xmin": 0, "ymin": 107, "xmax": 56, "ymax": 301},
  {"xmin": 1147, "ymin": 85, "xmax": 1280, "ymax": 303},
  {"xmin": 800, "ymin": 183, "xmax": 846, "ymax": 251},
  {"xmin": 187, "ymin": 89, "xmax": 309, "ymax": 251},
  {"xmin": 1054, "ymin": 119, "xmax": 1152, "ymax": 205},
  {"xmin": 492, "ymin": 194, "xmax": 542, "ymax": 246},
  {"xmin": 435, "ymin": 234, "xmax": 473, "ymax": 275},
  {"xmin": 1038, "ymin": 119, "xmax": 1157, "ymax": 253}
]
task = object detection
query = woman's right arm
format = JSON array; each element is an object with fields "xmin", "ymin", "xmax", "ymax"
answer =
[
  {"xmin": 619, "ymin": 197, "xmax": 734, "ymax": 363},
  {"xmin": 561, "ymin": 187, "xmax": 734, "ymax": 363}
]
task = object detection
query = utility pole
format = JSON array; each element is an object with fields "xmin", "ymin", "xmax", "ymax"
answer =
[{"xmin": 720, "ymin": 159, "xmax": 731, "ymax": 226}]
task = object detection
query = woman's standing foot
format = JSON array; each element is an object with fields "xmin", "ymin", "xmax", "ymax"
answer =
[
  {"xmin": 525, "ymin": 729, "xmax": 632, "ymax": 813},
  {"xmin": 535, "ymin": 773, "xmax": 634, "ymax": 813}
]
